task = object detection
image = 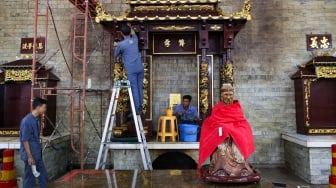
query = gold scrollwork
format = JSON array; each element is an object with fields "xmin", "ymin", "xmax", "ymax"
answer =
[
  {"xmin": 308, "ymin": 129, "xmax": 336, "ymax": 134},
  {"xmin": 0, "ymin": 130, "xmax": 20, "ymax": 136},
  {"xmin": 5, "ymin": 69, "xmax": 32, "ymax": 82},
  {"xmin": 95, "ymin": 0, "xmax": 251, "ymax": 22},
  {"xmin": 152, "ymin": 25, "xmax": 195, "ymax": 31},
  {"xmin": 303, "ymin": 79, "xmax": 317, "ymax": 127},
  {"xmin": 231, "ymin": 0, "xmax": 251, "ymax": 20},
  {"xmin": 134, "ymin": 4, "xmax": 214, "ymax": 12},
  {"xmin": 303, "ymin": 79, "xmax": 310, "ymax": 126},
  {"xmin": 95, "ymin": 3, "xmax": 113, "ymax": 23},
  {"xmin": 315, "ymin": 66, "xmax": 336, "ymax": 78}
]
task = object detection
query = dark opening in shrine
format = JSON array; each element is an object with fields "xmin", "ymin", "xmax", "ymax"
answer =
[{"xmin": 152, "ymin": 152, "xmax": 197, "ymax": 169}]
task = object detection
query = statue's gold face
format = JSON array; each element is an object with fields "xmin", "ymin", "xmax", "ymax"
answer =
[{"xmin": 221, "ymin": 91, "xmax": 234, "ymax": 105}]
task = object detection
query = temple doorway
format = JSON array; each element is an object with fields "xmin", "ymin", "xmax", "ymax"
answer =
[{"xmin": 152, "ymin": 55, "xmax": 199, "ymax": 127}]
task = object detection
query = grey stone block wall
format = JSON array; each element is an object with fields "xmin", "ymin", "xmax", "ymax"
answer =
[{"xmin": 284, "ymin": 140, "xmax": 331, "ymax": 184}]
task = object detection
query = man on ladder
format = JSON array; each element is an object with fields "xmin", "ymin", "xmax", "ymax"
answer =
[
  {"xmin": 95, "ymin": 22, "xmax": 152, "ymax": 170},
  {"xmin": 114, "ymin": 23, "xmax": 144, "ymax": 115}
]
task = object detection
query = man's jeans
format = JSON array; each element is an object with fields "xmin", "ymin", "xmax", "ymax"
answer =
[
  {"xmin": 23, "ymin": 159, "xmax": 48, "ymax": 188},
  {"xmin": 128, "ymin": 70, "xmax": 144, "ymax": 112}
]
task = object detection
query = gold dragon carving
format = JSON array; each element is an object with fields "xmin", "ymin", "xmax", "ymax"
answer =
[{"xmin": 199, "ymin": 61, "xmax": 209, "ymax": 114}]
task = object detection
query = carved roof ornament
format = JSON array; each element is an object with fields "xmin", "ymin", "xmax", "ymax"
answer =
[
  {"xmin": 231, "ymin": 0, "xmax": 251, "ymax": 20},
  {"xmin": 95, "ymin": 0, "xmax": 251, "ymax": 23}
]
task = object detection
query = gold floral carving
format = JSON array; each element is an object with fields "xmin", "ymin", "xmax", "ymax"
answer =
[
  {"xmin": 315, "ymin": 66, "xmax": 336, "ymax": 78},
  {"xmin": 5, "ymin": 69, "xmax": 32, "ymax": 82},
  {"xmin": 152, "ymin": 25, "xmax": 195, "ymax": 31}
]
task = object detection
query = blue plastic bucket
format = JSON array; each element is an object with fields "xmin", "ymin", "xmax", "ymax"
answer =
[{"xmin": 179, "ymin": 124, "xmax": 199, "ymax": 142}]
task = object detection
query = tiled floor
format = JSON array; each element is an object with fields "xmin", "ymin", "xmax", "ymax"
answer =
[{"xmin": 47, "ymin": 168, "xmax": 328, "ymax": 188}]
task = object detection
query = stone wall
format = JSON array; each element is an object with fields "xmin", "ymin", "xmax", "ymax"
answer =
[
  {"xmin": 284, "ymin": 140, "xmax": 330, "ymax": 184},
  {"xmin": 1, "ymin": 0, "xmax": 336, "ymax": 167}
]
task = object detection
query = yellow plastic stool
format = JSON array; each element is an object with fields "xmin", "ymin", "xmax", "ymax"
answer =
[{"xmin": 156, "ymin": 116, "xmax": 179, "ymax": 142}]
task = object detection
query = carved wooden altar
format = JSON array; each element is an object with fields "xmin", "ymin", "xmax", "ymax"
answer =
[
  {"xmin": 95, "ymin": 0, "xmax": 251, "ymax": 120},
  {"xmin": 0, "ymin": 60, "xmax": 59, "ymax": 136},
  {"xmin": 291, "ymin": 56, "xmax": 336, "ymax": 135}
]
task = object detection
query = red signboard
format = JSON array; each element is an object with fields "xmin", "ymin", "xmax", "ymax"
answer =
[
  {"xmin": 20, "ymin": 37, "xmax": 46, "ymax": 54},
  {"xmin": 152, "ymin": 33, "xmax": 196, "ymax": 54},
  {"xmin": 306, "ymin": 34, "xmax": 332, "ymax": 51}
]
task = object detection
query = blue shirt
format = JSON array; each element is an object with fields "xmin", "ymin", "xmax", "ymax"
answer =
[
  {"xmin": 20, "ymin": 113, "xmax": 42, "ymax": 161},
  {"xmin": 114, "ymin": 34, "xmax": 143, "ymax": 74},
  {"xmin": 173, "ymin": 104, "xmax": 199, "ymax": 119}
]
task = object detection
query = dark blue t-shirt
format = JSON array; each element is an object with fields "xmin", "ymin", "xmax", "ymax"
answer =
[
  {"xmin": 173, "ymin": 104, "xmax": 199, "ymax": 124},
  {"xmin": 20, "ymin": 113, "xmax": 42, "ymax": 161},
  {"xmin": 114, "ymin": 34, "xmax": 143, "ymax": 74}
]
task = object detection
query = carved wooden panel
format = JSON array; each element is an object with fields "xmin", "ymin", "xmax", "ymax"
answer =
[{"xmin": 198, "ymin": 55, "xmax": 213, "ymax": 119}]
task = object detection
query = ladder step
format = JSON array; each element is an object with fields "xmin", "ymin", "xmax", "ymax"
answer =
[
  {"xmin": 96, "ymin": 80, "xmax": 152, "ymax": 170},
  {"xmin": 74, "ymin": 36, "xmax": 85, "ymax": 39}
]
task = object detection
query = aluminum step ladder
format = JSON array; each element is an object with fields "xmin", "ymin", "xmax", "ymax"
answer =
[{"xmin": 95, "ymin": 80, "xmax": 152, "ymax": 170}]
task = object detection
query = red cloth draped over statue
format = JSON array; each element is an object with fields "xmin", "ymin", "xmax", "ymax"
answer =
[{"xmin": 198, "ymin": 100, "xmax": 255, "ymax": 174}]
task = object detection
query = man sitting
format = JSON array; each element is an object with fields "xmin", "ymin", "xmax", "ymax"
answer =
[
  {"xmin": 198, "ymin": 83, "xmax": 259, "ymax": 182},
  {"xmin": 173, "ymin": 95, "xmax": 199, "ymax": 124}
]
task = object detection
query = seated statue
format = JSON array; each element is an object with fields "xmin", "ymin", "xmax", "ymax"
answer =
[{"xmin": 198, "ymin": 83, "xmax": 260, "ymax": 183}]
